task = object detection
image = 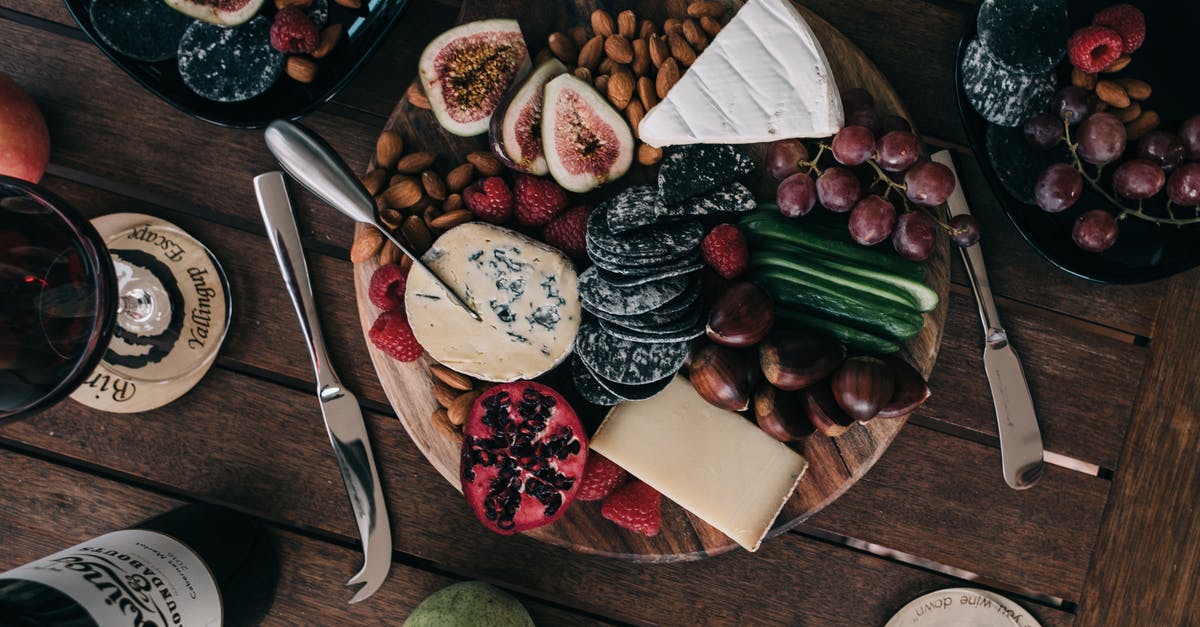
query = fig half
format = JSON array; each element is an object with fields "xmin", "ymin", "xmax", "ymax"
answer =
[
  {"xmin": 542, "ymin": 74, "xmax": 634, "ymax": 192},
  {"xmin": 164, "ymin": 0, "xmax": 264, "ymax": 25},
  {"xmin": 489, "ymin": 58, "xmax": 567, "ymax": 175},
  {"xmin": 419, "ymin": 19, "xmax": 532, "ymax": 137}
]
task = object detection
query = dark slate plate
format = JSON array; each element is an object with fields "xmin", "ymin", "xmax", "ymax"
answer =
[
  {"xmin": 955, "ymin": 0, "xmax": 1200, "ymax": 283},
  {"xmin": 63, "ymin": 0, "xmax": 411, "ymax": 128}
]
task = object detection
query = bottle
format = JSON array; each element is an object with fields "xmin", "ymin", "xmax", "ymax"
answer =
[{"xmin": 0, "ymin": 504, "xmax": 278, "ymax": 626}]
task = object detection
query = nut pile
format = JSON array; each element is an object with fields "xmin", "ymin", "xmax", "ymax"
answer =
[
  {"xmin": 272, "ymin": 0, "xmax": 346, "ymax": 84},
  {"xmin": 1071, "ymin": 65, "xmax": 1157, "ymax": 140},
  {"xmin": 428, "ymin": 364, "xmax": 485, "ymax": 443}
]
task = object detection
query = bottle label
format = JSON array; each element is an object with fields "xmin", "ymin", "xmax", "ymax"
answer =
[{"xmin": 0, "ymin": 529, "xmax": 222, "ymax": 626}]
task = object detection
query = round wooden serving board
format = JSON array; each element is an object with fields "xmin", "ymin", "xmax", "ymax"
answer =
[{"xmin": 352, "ymin": 0, "xmax": 950, "ymax": 561}]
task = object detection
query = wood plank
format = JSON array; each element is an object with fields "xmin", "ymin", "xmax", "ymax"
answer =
[
  {"xmin": 0, "ymin": 368, "xmax": 1091, "ymax": 617},
  {"xmin": 1076, "ymin": 268, "xmax": 1200, "ymax": 626},
  {"xmin": 0, "ymin": 448, "xmax": 607, "ymax": 626}
]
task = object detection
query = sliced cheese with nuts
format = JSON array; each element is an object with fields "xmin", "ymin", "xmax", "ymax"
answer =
[
  {"xmin": 639, "ymin": 0, "xmax": 844, "ymax": 146},
  {"xmin": 590, "ymin": 376, "xmax": 808, "ymax": 551}
]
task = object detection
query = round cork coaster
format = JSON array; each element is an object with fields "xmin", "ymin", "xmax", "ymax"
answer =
[
  {"xmin": 71, "ymin": 213, "xmax": 230, "ymax": 413},
  {"xmin": 885, "ymin": 588, "xmax": 1043, "ymax": 627}
]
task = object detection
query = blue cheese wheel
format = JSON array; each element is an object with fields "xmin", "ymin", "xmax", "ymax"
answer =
[
  {"xmin": 574, "ymin": 320, "xmax": 692, "ymax": 385},
  {"xmin": 404, "ymin": 223, "xmax": 581, "ymax": 382},
  {"xmin": 658, "ymin": 145, "xmax": 754, "ymax": 207},
  {"xmin": 961, "ymin": 37, "xmax": 1055, "ymax": 127},
  {"xmin": 578, "ymin": 266, "xmax": 691, "ymax": 316},
  {"xmin": 90, "ymin": 0, "xmax": 192, "ymax": 62},
  {"xmin": 976, "ymin": 0, "xmax": 1067, "ymax": 73},
  {"xmin": 177, "ymin": 17, "xmax": 283, "ymax": 103}
]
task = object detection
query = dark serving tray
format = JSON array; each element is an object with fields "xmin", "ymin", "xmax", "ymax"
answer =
[
  {"xmin": 955, "ymin": 0, "xmax": 1200, "ymax": 284},
  {"xmin": 63, "ymin": 0, "xmax": 411, "ymax": 129}
]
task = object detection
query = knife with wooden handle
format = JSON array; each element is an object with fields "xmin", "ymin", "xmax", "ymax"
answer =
[{"xmin": 932, "ymin": 150, "xmax": 1044, "ymax": 490}]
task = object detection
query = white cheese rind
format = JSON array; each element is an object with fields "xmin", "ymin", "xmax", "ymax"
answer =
[
  {"xmin": 590, "ymin": 376, "xmax": 808, "ymax": 551},
  {"xmin": 639, "ymin": 0, "xmax": 844, "ymax": 147},
  {"xmin": 404, "ymin": 223, "xmax": 581, "ymax": 382}
]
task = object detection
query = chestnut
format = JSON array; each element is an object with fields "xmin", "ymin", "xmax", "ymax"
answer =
[
  {"xmin": 831, "ymin": 356, "xmax": 895, "ymax": 422},
  {"xmin": 706, "ymin": 281, "xmax": 774, "ymax": 347},
  {"xmin": 754, "ymin": 383, "xmax": 814, "ymax": 442},
  {"xmin": 688, "ymin": 342, "xmax": 753, "ymax": 411},
  {"xmin": 759, "ymin": 328, "xmax": 845, "ymax": 391},
  {"xmin": 802, "ymin": 380, "xmax": 856, "ymax": 437},
  {"xmin": 875, "ymin": 356, "xmax": 931, "ymax": 419}
]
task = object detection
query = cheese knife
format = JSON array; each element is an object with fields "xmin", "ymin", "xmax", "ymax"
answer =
[
  {"xmin": 263, "ymin": 119, "xmax": 481, "ymax": 321},
  {"xmin": 254, "ymin": 171, "xmax": 392, "ymax": 602},
  {"xmin": 931, "ymin": 150, "xmax": 1044, "ymax": 490}
]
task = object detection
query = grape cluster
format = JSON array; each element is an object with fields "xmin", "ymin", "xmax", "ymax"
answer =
[
  {"xmin": 766, "ymin": 88, "xmax": 972, "ymax": 262},
  {"xmin": 1023, "ymin": 86, "xmax": 1200, "ymax": 253}
]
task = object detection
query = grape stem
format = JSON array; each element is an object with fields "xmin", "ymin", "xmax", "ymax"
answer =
[
  {"xmin": 797, "ymin": 143, "xmax": 828, "ymax": 177},
  {"xmin": 1062, "ymin": 118, "xmax": 1200, "ymax": 226}
]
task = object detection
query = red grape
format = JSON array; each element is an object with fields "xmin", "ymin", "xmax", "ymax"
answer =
[
  {"xmin": 879, "ymin": 115, "xmax": 912, "ymax": 134},
  {"xmin": 1112, "ymin": 158, "xmax": 1165, "ymax": 199},
  {"xmin": 1023, "ymin": 113, "xmax": 1062, "ymax": 150},
  {"xmin": 876, "ymin": 131, "xmax": 920, "ymax": 172},
  {"xmin": 841, "ymin": 88, "xmax": 874, "ymax": 114},
  {"xmin": 1076, "ymin": 113, "xmax": 1127, "ymax": 165},
  {"xmin": 948, "ymin": 214, "xmax": 981, "ymax": 247},
  {"xmin": 892, "ymin": 211, "xmax": 937, "ymax": 261},
  {"xmin": 1072, "ymin": 210, "xmax": 1119, "ymax": 253},
  {"xmin": 848, "ymin": 195, "xmax": 896, "ymax": 245},
  {"xmin": 766, "ymin": 139, "xmax": 810, "ymax": 181},
  {"xmin": 776, "ymin": 172, "xmax": 817, "ymax": 217},
  {"xmin": 831, "ymin": 126, "xmax": 875, "ymax": 166},
  {"xmin": 1052, "ymin": 86, "xmax": 1089, "ymax": 125},
  {"xmin": 1136, "ymin": 131, "xmax": 1185, "ymax": 171},
  {"xmin": 1034, "ymin": 163, "xmax": 1083, "ymax": 212},
  {"xmin": 1166, "ymin": 163, "xmax": 1200, "ymax": 206},
  {"xmin": 815, "ymin": 167, "xmax": 862, "ymax": 213},
  {"xmin": 846, "ymin": 108, "xmax": 879, "ymax": 132},
  {"xmin": 1180, "ymin": 114, "xmax": 1200, "ymax": 160},
  {"xmin": 904, "ymin": 161, "xmax": 956, "ymax": 206}
]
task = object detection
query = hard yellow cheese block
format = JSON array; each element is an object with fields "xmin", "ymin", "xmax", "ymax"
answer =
[{"xmin": 590, "ymin": 376, "xmax": 808, "ymax": 551}]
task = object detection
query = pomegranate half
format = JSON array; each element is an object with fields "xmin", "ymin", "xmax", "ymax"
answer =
[{"xmin": 460, "ymin": 381, "xmax": 588, "ymax": 534}]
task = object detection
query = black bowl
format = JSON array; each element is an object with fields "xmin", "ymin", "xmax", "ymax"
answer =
[
  {"xmin": 63, "ymin": 0, "xmax": 411, "ymax": 129},
  {"xmin": 955, "ymin": 1, "xmax": 1200, "ymax": 284}
]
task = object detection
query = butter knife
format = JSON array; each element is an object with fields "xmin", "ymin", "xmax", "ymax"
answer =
[
  {"xmin": 254, "ymin": 171, "xmax": 393, "ymax": 602},
  {"xmin": 931, "ymin": 151, "xmax": 1044, "ymax": 490}
]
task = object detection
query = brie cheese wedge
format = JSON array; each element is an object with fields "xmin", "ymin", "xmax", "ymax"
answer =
[{"xmin": 639, "ymin": 0, "xmax": 844, "ymax": 147}]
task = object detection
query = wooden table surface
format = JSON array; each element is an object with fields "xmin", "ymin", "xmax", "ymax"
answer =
[{"xmin": 1, "ymin": 0, "xmax": 1197, "ymax": 624}]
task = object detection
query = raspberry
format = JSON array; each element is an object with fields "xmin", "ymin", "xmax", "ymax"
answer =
[
  {"xmin": 368, "ymin": 311, "xmax": 423, "ymax": 362},
  {"xmin": 700, "ymin": 224, "xmax": 749, "ymax": 279},
  {"xmin": 601, "ymin": 479, "xmax": 661, "ymax": 537},
  {"xmin": 575, "ymin": 453, "xmax": 629, "ymax": 501},
  {"xmin": 1067, "ymin": 25, "xmax": 1124, "ymax": 74},
  {"xmin": 513, "ymin": 175, "xmax": 568, "ymax": 227},
  {"xmin": 1093, "ymin": 4, "xmax": 1145, "ymax": 55},
  {"xmin": 463, "ymin": 177, "xmax": 514, "ymax": 224},
  {"xmin": 542, "ymin": 205, "xmax": 591, "ymax": 261},
  {"xmin": 270, "ymin": 7, "xmax": 318, "ymax": 54},
  {"xmin": 368, "ymin": 263, "xmax": 407, "ymax": 312}
]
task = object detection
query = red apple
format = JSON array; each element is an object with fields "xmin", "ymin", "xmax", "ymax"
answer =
[{"xmin": 0, "ymin": 71, "xmax": 50, "ymax": 183}]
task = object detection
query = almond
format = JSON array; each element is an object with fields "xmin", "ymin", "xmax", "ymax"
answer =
[
  {"xmin": 313, "ymin": 23, "xmax": 341, "ymax": 59},
  {"xmin": 657, "ymin": 57, "xmax": 681, "ymax": 99},
  {"xmin": 389, "ymin": 173, "xmax": 414, "ymax": 188},
  {"xmin": 430, "ymin": 363, "xmax": 473, "ymax": 391},
  {"xmin": 618, "ymin": 10, "xmax": 637, "ymax": 38},
  {"xmin": 402, "ymin": 215, "xmax": 433, "ymax": 253},
  {"xmin": 349, "ymin": 225, "xmax": 384, "ymax": 263},
  {"xmin": 383, "ymin": 179, "xmax": 423, "ymax": 209},
  {"xmin": 626, "ymin": 99, "xmax": 645, "ymax": 136},
  {"xmin": 1095, "ymin": 80, "xmax": 1130, "ymax": 108},
  {"xmin": 663, "ymin": 18, "xmax": 683, "ymax": 36},
  {"xmin": 648, "ymin": 35, "xmax": 669, "ymax": 68},
  {"xmin": 568, "ymin": 25, "xmax": 590, "ymax": 47},
  {"xmin": 700, "ymin": 16, "xmax": 722, "ymax": 37},
  {"xmin": 1115, "ymin": 77, "xmax": 1151, "ymax": 100},
  {"xmin": 379, "ymin": 241, "xmax": 402, "ymax": 266},
  {"xmin": 687, "ymin": 1, "xmax": 726, "ymax": 18},
  {"xmin": 682, "ymin": 19, "xmax": 707, "ymax": 51},
  {"xmin": 638, "ymin": 19, "xmax": 656, "ymax": 39},
  {"xmin": 631, "ymin": 38, "xmax": 650, "ymax": 76},
  {"xmin": 360, "ymin": 168, "xmax": 388, "ymax": 196},
  {"xmin": 407, "ymin": 82, "xmax": 431, "ymax": 109},
  {"xmin": 443, "ymin": 193, "xmax": 464, "ymax": 213},
  {"xmin": 595, "ymin": 74, "xmax": 609, "ymax": 94},
  {"xmin": 548, "ymin": 32, "xmax": 576, "ymax": 63},
  {"xmin": 429, "ymin": 208, "xmax": 474, "ymax": 230},
  {"xmin": 1071, "ymin": 67, "xmax": 1097, "ymax": 91},
  {"xmin": 609, "ymin": 69, "xmax": 635, "ymax": 109},
  {"xmin": 668, "ymin": 33, "xmax": 696, "ymax": 66},
  {"xmin": 1114, "ymin": 102, "xmax": 1141, "ymax": 123},
  {"xmin": 638, "ymin": 75, "xmax": 658, "ymax": 110},
  {"xmin": 396, "ymin": 151, "xmax": 436, "ymax": 174},
  {"xmin": 605, "ymin": 35, "xmax": 634, "ymax": 64},
  {"xmin": 591, "ymin": 9, "xmax": 615, "ymax": 37},
  {"xmin": 1103, "ymin": 55, "xmax": 1131, "ymax": 73},
  {"xmin": 1125, "ymin": 109, "xmax": 1159, "ymax": 141},
  {"xmin": 597, "ymin": 57, "xmax": 617, "ymax": 75},
  {"xmin": 286, "ymin": 56, "xmax": 317, "ymax": 83},
  {"xmin": 572, "ymin": 66, "xmax": 593, "ymax": 82},
  {"xmin": 422, "ymin": 204, "xmax": 440, "ymax": 231},
  {"xmin": 446, "ymin": 163, "xmax": 475, "ymax": 192},
  {"xmin": 431, "ymin": 408, "xmax": 460, "ymax": 440},
  {"xmin": 375, "ymin": 130, "xmax": 404, "ymax": 169},
  {"xmin": 447, "ymin": 389, "xmax": 482, "ymax": 426},
  {"xmin": 433, "ymin": 380, "xmax": 458, "ymax": 408},
  {"xmin": 379, "ymin": 208, "xmax": 404, "ymax": 230},
  {"xmin": 637, "ymin": 142, "xmax": 663, "ymax": 166},
  {"xmin": 1087, "ymin": 93, "xmax": 1108, "ymax": 114},
  {"xmin": 333, "ymin": 0, "xmax": 360, "ymax": 8},
  {"xmin": 420, "ymin": 170, "xmax": 447, "ymax": 201},
  {"xmin": 578, "ymin": 35, "xmax": 604, "ymax": 70},
  {"xmin": 466, "ymin": 151, "xmax": 504, "ymax": 176},
  {"xmin": 398, "ymin": 250, "xmax": 413, "ymax": 271}
]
